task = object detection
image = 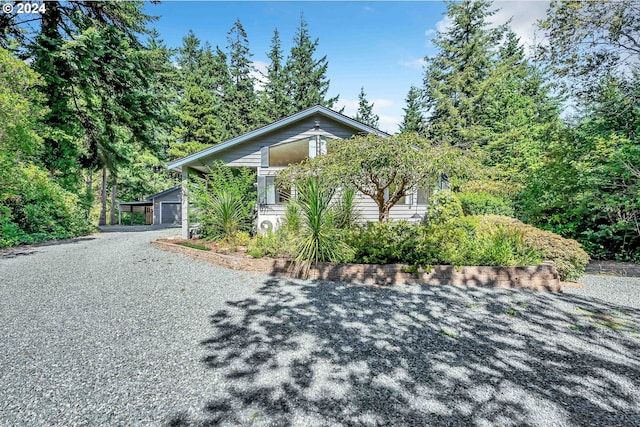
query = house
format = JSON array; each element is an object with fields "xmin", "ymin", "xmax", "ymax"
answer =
[
  {"xmin": 117, "ymin": 186, "xmax": 182, "ymax": 226},
  {"xmin": 167, "ymin": 105, "xmax": 430, "ymax": 239}
]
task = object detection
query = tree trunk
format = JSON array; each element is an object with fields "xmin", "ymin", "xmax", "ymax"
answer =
[
  {"xmin": 110, "ymin": 180, "xmax": 117, "ymax": 225},
  {"xmin": 378, "ymin": 208, "xmax": 390, "ymax": 222},
  {"xmin": 85, "ymin": 170, "xmax": 93, "ymax": 219},
  {"xmin": 98, "ymin": 165, "xmax": 107, "ymax": 226}
]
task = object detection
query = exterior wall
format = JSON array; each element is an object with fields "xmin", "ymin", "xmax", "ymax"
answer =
[
  {"xmin": 354, "ymin": 191, "xmax": 428, "ymax": 223},
  {"xmin": 150, "ymin": 187, "xmax": 181, "ymax": 225},
  {"xmin": 198, "ymin": 114, "xmax": 358, "ymax": 168}
]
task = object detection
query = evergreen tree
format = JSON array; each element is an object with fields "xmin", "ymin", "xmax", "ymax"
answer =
[
  {"xmin": 225, "ymin": 19, "xmax": 261, "ymax": 136},
  {"xmin": 423, "ymin": 0, "xmax": 504, "ymax": 147},
  {"xmin": 177, "ymin": 30, "xmax": 203, "ymax": 83},
  {"xmin": 285, "ymin": 14, "xmax": 339, "ymax": 112},
  {"xmin": 399, "ymin": 86, "xmax": 425, "ymax": 134},
  {"xmin": 263, "ymin": 28, "xmax": 291, "ymax": 120},
  {"xmin": 26, "ymin": 3, "xmax": 167, "ymax": 225},
  {"xmin": 354, "ymin": 87, "xmax": 379, "ymax": 128},
  {"xmin": 170, "ymin": 37, "xmax": 230, "ymax": 159}
]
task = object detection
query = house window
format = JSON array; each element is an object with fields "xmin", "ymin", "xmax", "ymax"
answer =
[
  {"xmin": 263, "ymin": 136, "xmax": 332, "ymax": 167},
  {"xmin": 268, "ymin": 138, "xmax": 309, "ymax": 167},
  {"xmin": 384, "ymin": 188, "xmax": 413, "ymax": 205},
  {"xmin": 417, "ymin": 188, "xmax": 430, "ymax": 205},
  {"xmin": 258, "ymin": 176, "xmax": 290, "ymax": 205}
]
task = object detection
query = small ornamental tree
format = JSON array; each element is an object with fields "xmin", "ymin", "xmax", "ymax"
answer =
[{"xmin": 280, "ymin": 133, "xmax": 470, "ymax": 222}]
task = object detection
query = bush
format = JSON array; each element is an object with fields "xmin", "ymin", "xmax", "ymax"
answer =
[
  {"xmin": 292, "ymin": 177, "xmax": 354, "ymax": 277},
  {"xmin": 188, "ymin": 163, "xmax": 255, "ymax": 239},
  {"xmin": 458, "ymin": 192, "xmax": 515, "ymax": 217},
  {"xmin": 476, "ymin": 216, "xmax": 589, "ymax": 281},
  {"xmin": 347, "ymin": 221, "xmax": 432, "ymax": 265},
  {"xmin": 346, "ymin": 216, "xmax": 588, "ymax": 281},
  {"xmin": 0, "ymin": 163, "xmax": 93, "ymax": 247},
  {"xmin": 425, "ymin": 190, "xmax": 463, "ymax": 224}
]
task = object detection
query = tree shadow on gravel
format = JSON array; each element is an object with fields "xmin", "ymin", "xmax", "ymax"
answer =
[{"xmin": 173, "ymin": 280, "xmax": 640, "ymax": 426}]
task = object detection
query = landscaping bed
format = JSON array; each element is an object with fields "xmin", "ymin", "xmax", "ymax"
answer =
[{"xmin": 152, "ymin": 237, "xmax": 563, "ymax": 292}]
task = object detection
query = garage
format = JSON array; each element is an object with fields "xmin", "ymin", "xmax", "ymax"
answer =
[{"xmin": 160, "ymin": 202, "xmax": 181, "ymax": 225}]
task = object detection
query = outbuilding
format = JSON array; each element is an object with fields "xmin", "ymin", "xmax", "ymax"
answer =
[{"xmin": 118, "ymin": 186, "xmax": 182, "ymax": 225}]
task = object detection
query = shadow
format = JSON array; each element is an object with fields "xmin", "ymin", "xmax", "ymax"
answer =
[
  {"xmin": 174, "ymin": 280, "xmax": 640, "ymax": 426},
  {"xmin": 0, "ymin": 236, "xmax": 97, "ymax": 258},
  {"xmin": 98, "ymin": 225, "xmax": 179, "ymax": 233},
  {"xmin": 586, "ymin": 261, "xmax": 640, "ymax": 278}
]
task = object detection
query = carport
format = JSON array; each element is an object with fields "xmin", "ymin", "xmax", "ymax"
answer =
[
  {"xmin": 117, "ymin": 201, "xmax": 153, "ymax": 225},
  {"xmin": 118, "ymin": 186, "xmax": 182, "ymax": 226}
]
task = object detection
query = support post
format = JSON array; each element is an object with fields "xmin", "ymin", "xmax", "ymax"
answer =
[{"xmin": 181, "ymin": 167, "xmax": 189, "ymax": 239}]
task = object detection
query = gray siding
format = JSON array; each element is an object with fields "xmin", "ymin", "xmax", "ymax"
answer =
[
  {"xmin": 151, "ymin": 188, "xmax": 181, "ymax": 225},
  {"xmin": 197, "ymin": 114, "xmax": 359, "ymax": 168},
  {"xmin": 354, "ymin": 192, "xmax": 428, "ymax": 222}
]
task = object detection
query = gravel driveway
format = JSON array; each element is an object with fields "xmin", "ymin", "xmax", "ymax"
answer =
[{"xmin": 1, "ymin": 230, "xmax": 639, "ymax": 426}]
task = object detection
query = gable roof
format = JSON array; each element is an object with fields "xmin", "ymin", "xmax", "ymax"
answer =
[
  {"xmin": 146, "ymin": 186, "xmax": 181, "ymax": 201},
  {"xmin": 167, "ymin": 105, "xmax": 390, "ymax": 172}
]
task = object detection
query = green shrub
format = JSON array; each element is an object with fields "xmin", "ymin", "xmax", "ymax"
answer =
[
  {"xmin": 332, "ymin": 187, "xmax": 362, "ymax": 229},
  {"xmin": 188, "ymin": 163, "xmax": 255, "ymax": 239},
  {"xmin": 347, "ymin": 221, "xmax": 432, "ymax": 265},
  {"xmin": 178, "ymin": 242, "xmax": 211, "ymax": 251},
  {"xmin": 346, "ymin": 215, "xmax": 586, "ymax": 280},
  {"xmin": 426, "ymin": 190, "xmax": 463, "ymax": 224},
  {"xmin": 458, "ymin": 192, "xmax": 515, "ymax": 217},
  {"xmin": 282, "ymin": 202, "xmax": 302, "ymax": 234},
  {"xmin": 292, "ymin": 177, "xmax": 354, "ymax": 277},
  {"xmin": 474, "ymin": 216, "xmax": 589, "ymax": 281},
  {"xmin": 0, "ymin": 163, "xmax": 93, "ymax": 247}
]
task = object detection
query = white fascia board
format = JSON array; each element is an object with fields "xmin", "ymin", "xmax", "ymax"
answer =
[{"xmin": 166, "ymin": 105, "xmax": 390, "ymax": 172}]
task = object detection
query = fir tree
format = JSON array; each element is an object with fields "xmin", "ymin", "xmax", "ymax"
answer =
[
  {"xmin": 225, "ymin": 19, "xmax": 260, "ymax": 136},
  {"xmin": 423, "ymin": 0, "xmax": 505, "ymax": 147},
  {"xmin": 354, "ymin": 87, "xmax": 379, "ymax": 128},
  {"xmin": 263, "ymin": 28, "xmax": 290, "ymax": 120},
  {"xmin": 399, "ymin": 86, "xmax": 425, "ymax": 135},
  {"xmin": 285, "ymin": 14, "xmax": 339, "ymax": 112}
]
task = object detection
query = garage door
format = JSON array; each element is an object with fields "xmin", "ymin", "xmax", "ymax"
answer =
[{"xmin": 161, "ymin": 202, "xmax": 181, "ymax": 224}]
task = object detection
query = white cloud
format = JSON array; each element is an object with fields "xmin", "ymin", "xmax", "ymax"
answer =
[
  {"xmin": 424, "ymin": 2, "xmax": 549, "ymax": 52},
  {"xmin": 399, "ymin": 58, "xmax": 426, "ymax": 69},
  {"xmin": 251, "ymin": 60, "xmax": 269, "ymax": 90},
  {"xmin": 491, "ymin": 1, "xmax": 550, "ymax": 51},
  {"xmin": 371, "ymin": 98, "xmax": 393, "ymax": 108},
  {"xmin": 378, "ymin": 115, "xmax": 401, "ymax": 134},
  {"xmin": 336, "ymin": 98, "xmax": 398, "ymax": 133}
]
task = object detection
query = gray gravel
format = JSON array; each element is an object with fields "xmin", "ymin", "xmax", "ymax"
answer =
[{"xmin": 1, "ymin": 231, "xmax": 639, "ymax": 426}]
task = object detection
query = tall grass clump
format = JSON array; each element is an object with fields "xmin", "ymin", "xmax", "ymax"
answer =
[{"xmin": 291, "ymin": 177, "xmax": 353, "ymax": 278}]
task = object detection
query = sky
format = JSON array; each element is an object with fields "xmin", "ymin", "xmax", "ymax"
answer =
[{"xmin": 146, "ymin": 1, "xmax": 550, "ymax": 134}]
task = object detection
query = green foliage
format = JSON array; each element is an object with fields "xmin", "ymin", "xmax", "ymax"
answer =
[
  {"xmin": 347, "ymin": 221, "xmax": 431, "ymax": 265},
  {"xmin": 262, "ymin": 28, "xmax": 291, "ymax": 121},
  {"xmin": 0, "ymin": 163, "xmax": 92, "ymax": 247},
  {"xmin": 423, "ymin": 0, "xmax": 505, "ymax": 147},
  {"xmin": 0, "ymin": 48, "xmax": 91, "ymax": 247},
  {"xmin": 477, "ymin": 216, "xmax": 590, "ymax": 281},
  {"xmin": 178, "ymin": 242, "xmax": 211, "ymax": 251},
  {"xmin": 354, "ymin": 87, "xmax": 379, "ymax": 128},
  {"xmin": 188, "ymin": 163, "xmax": 256, "ymax": 240},
  {"xmin": 291, "ymin": 177, "xmax": 354, "ymax": 278},
  {"xmin": 426, "ymin": 191, "xmax": 463, "ymax": 225},
  {"xmin": 537, "ymin": 0, "xmax": 640, "ymax": 99},
  {"xmin": 346, "ymin": 216, "xmax": 587, "ymax": 281},
  {"xmin": 282, "ymin": 202, "xmax": 302, "ymax": 234},
  {"xmin": 280, "ymin": 133, "xmax": 470, "ymax": 222},
  {"xmin": 458, "ymin": 192, "xmax": 514, "ymax": 217},
  {"xmin": 332, "ymin": 187, "xmax": 362, "ymax": 230},
  {"xmin": 399, "ymin": 86, "xmax": 425, "ymax": 135},
  {"xmin": 284, "ymin": 14, "xmax": 339, "ymax": 111}
]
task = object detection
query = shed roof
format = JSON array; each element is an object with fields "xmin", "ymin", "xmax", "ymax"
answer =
[{"xmin": 167, "ymin": 105, "xmax": 390, "ymax": 172}]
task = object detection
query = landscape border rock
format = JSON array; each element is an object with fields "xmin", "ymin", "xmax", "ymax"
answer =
[{"xmin": 151, "ymin": 238, "xmax": 563, "ymax": 292}]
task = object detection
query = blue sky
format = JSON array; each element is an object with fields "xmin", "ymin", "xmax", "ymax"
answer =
[{"xmin": 146, "ymin": 1, "xmax": 549, "ymax": 133}]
